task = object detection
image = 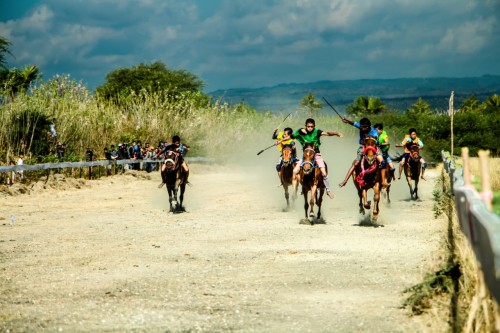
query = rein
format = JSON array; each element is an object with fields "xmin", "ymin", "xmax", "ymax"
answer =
[{"xmin": 355, "ymin": 156, "xmax": 378, "ymax": 187}]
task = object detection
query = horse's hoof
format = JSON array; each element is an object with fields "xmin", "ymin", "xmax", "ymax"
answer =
[{"xmin": 299, "ymin": 218, "xmax": 311, "ymax": 225}]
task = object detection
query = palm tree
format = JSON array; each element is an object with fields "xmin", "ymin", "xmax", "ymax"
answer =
[
  {"xmin": 484, "ymin": 94, "xmax": 500, "ymax": 114},
  {"xmin": 0, "ymin": 36, "xmax": 13, "ymax": 71},
  {"xmin": 346, "ymin": 96, "xmax": 386, "ymax": 116},
  {"xmin": 2, "ymin": 65, "xmax": 40, "ymax": 100},
  {"xmin": 460, "ymin": 95, "xmax": 480, "ymax": 113}
]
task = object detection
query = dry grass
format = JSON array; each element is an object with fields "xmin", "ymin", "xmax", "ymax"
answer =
[
  {"xmin": 0, "ymin": 78, "xmax": 277, "ymax": 163},
  {"xmin": 441, "ymin": 165, "xmax": 500, "ymax": 332},
  {"xmin": 460, "ymin": 156, "xmax": 500, "ymax": 191}
]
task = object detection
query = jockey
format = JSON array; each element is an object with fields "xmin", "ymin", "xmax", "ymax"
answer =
[
  {"xmin": 291, "ymin": 118, "xmax": 343, "ymax": 199},
  {"xmin": 162, "ymin": 135, "xmax": 190, "ymax": 174},
  {"xmin": 396, "ymin": 128, "xmax": 427, "ymax": 180},
  {"xmin": 338, "ymin": 117, "xmax": 388, "ymax": 188},
  {"xmin": 374, "ymin": 123, "xmax": 396, "ymax": 181},
  {"xmin": 272, "ymin": 127, "xmax": 298, "ymax": 175}
]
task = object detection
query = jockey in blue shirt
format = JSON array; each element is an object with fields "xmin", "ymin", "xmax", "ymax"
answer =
[{"xmin": 339, "ymin": 117, "xmax": 388, "ymax": 188}]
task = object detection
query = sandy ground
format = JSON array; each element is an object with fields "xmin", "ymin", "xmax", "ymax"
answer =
[{"xmin": 0, "ymin": 140, "xmax": 449, "ymax": 332}]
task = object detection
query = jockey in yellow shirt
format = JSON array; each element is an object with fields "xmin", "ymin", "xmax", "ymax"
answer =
[{"xmin": 272, "ymin": 127, "xmax": 298, "ymax": 176}]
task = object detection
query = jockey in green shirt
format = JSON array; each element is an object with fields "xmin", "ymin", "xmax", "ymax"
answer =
[{"xmin": 291, "ymin": 118, "xmax": 343, "ymax": 199}]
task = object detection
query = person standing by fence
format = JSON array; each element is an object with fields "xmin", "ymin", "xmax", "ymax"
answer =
[{"xmin": 17, "ymin": 153, "xmax": 24, "ymax": 181}]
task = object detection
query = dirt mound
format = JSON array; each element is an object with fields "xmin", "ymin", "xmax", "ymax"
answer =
[{"xmin": 0, "ymin": 169, "xmax": 155, "ymax": 198}]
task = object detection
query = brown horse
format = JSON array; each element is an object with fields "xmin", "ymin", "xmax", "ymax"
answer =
[
  {"xmin": 159, "ymin": 150, "xmax": 189, "ymax": 213},
  {"xmin": 352, "ymin": 137, "xmax": 382, "ymax": 225},
  {"xmin": 279, "ymin": 145, "xmax": 299, "ymax": 211},
  {"xmin": 402, "ymin": 143, "xmax": 421, "ymax": 200},
  {"xmin": 299, "ymin": 143, "xmax": 325, "ymax": 224}
]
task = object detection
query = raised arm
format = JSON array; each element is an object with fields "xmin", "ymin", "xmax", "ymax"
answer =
[
  {"xmin": 321, "ymin": 131, "xmax": 343, "ymax": 137},
  {"xmin": 272, "ymin": 128, "xmax": 279, "ymax": 140},
  {"xmin": 342, "ymin": 118, "xmax": 354, "ymax": 126}
]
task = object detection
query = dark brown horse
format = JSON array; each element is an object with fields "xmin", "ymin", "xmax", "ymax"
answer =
[
  {"xmin": 159, "ymin": 150, "xmax": 189, "ymax": 213},
  {"xmin": 402, "ymin": 143, "xmax": 421, "ymax": 200},
  {"xmin": 279, "ymin": 145, "xmax": 299, "ymax": 211},
  {"xmin": 381, "ymin": 157, "xmax": 394, "ymax": 204},
  {"xmin": 299, "ymin": 143, "xmax": 325, "ymax": 224},
  {"xmin": 352, "ymin": 137, "xmax": 382, "ymax": 224}
]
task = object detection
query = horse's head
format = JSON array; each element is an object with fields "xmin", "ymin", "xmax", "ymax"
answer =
[
  {"xmin": 281, "ymin": 145, "xmax": 293, "ymax": 166},
  {"xmin": 409, "ymin": 144, "xmax": 420, "ymax": 162},
  {"xmin": 301, "ymin": 143, "xmax": 316, "ymax": 175},
  {"xmin": 362, "ymin": 136, "xmax": 378, "ymax": 165},
  {"xmin": 164, "ymin": 150, "xmax": 180, "ymax": 172}
]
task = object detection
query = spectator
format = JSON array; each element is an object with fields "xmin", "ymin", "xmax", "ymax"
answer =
[
  {"xmin": 7, "ymin": 160, "xmax": 16, "ymax": 185},
  {"xmin": 56, "ymin": 142, "xmax": 66, "ymax": 162},
  {"xmin": 17, "ymin": 153, "xmax": 24, "ymax": 180},
  {"xmin": 85, "ymin": 147, "xmax": 94, "ymax": 162},
  {"xmin": 104, "ymin": 147, "xmax": 112, "ymax": 175}
]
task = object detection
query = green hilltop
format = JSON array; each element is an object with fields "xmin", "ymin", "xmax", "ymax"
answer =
[{"xmin": 208, "ymin": 75, "xmax": 500, "ymax": 113}]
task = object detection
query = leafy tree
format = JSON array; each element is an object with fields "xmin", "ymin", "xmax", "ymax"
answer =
[
  {"xmin": 96, "ymin": 61, "xmax": 205, "ymax": 100},
  {"xmin": 299, "ymin": 92, "xmax": 323, "ymax": 114},
  {"xmin": 346, "ymin": 96, "xmax": 386, "ymax": 116}
]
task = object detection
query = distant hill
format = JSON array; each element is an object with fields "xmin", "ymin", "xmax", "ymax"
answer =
[{"xmin": 208, "ymin": 75, "xmax": 500, "ymax": 114}]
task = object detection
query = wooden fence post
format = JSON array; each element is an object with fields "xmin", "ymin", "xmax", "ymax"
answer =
[{"xmin": 478, "ymin": 150, "xmax": 492, "ymax": 210}]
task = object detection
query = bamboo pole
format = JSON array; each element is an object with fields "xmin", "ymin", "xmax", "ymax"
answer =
[{"xmin": 478, "ymin": 150, "xmax": 492, "ymax": 210}]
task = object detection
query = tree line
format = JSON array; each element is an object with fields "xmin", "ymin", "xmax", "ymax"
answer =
[{"xmin": 1, "ymin": 35, "xmax": 499, "ymax": 165}]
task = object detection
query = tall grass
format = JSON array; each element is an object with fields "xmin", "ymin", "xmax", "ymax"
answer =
[{"xmin": 0, "ymin": 76, "xmax": 279, "ymax": 163}]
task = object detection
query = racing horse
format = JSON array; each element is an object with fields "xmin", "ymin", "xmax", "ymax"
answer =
[
  {"xmin": 402, "ymin": 143, "xmax": 421, "ymax": 200},
  {"xmin": 279, "ymin": 145, "xmax": 299, "ymax": 211},
  {"xmin": 159, "ymin": 150, "xmax": 188, "ymax": 213},
  {"xmin": 352, "ymin": 136, "xmax": 382, "ymax": 225},
  {"xmin": 299, "ymin": 143, "xmax": 325, "ymax": 224}
]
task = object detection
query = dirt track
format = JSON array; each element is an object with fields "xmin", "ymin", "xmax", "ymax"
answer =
[{"xmin": 0, "ymin": 142, "xmax": 448, "ymax": 332}]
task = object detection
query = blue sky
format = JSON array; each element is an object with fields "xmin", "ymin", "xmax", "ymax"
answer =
[{"xmin": 1, "ymin": 0, "xmax": 499, "ymax": 92}]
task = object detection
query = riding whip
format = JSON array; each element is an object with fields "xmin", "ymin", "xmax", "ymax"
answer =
[
  {"xmin": 257, "ymin": 142, "xmax": 278, "ymax": 156},
  {"xmin": 276, "ymin": 113, "xmax": 292, "ymax": 129},
  {"xmin": 258, "ymin": 113, "xmax": 292, "ymax": 155},
  {"xmin": 322, "ymin": 97, "xmax": 343, "ymax": 119}
]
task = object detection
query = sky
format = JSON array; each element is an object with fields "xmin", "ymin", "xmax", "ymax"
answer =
[{"xmin": 1, "ymin": 0, "xmax": 499, "ymax": 93}]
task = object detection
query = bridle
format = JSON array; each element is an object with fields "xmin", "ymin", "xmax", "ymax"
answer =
[{"xmin": 301, "ymin": 147, "xmax": 316, "ymax": 175}]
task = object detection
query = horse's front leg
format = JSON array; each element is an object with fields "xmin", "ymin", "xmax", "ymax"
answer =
[
  {"xmin": 406, "ymin": 175, "xmax": 414, "ymax": 197},
  {"xmin": 309, "ymin": 185, "xmax": 317, "ymax": 217},
  {"xmin": 357, "ymin": 187, "xmax": 365, "ymax": 214},
  {"xmin": 316, "ymin": 188, "xmax": 324, "ymax": 220},
  {"xmin": 167, "ymin": 187, "xmax": 175, "ymax": 212},
  {"xmin": 303, "ymin": 190, "xmax": 309, "ymax": 218},
  {"xmin": 178, "ymin": 183, "xmax": 186, "ymax": 211},
  {"xmin": 372, "ymin": 185, "xmax": 381, "ymax": 221},
  {"xmin": 362, "ymin": 189, "xmax": 371, "ymax": 209},
  {"xmin": 414, "ymin": 180, "xmax": 419, "ymax": 200},
  {"xmin": 283, "ymin": 184, "xmax": 290, "ymax": 209}
]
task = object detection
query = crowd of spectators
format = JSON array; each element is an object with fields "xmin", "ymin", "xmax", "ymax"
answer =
[
  {"xmin": 97, "ymin": 139, "xmax": 189, "ymax": 173},
  {"xmin": 2, "ymin": 137, "xmax": 189, "ymax": 185}
]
